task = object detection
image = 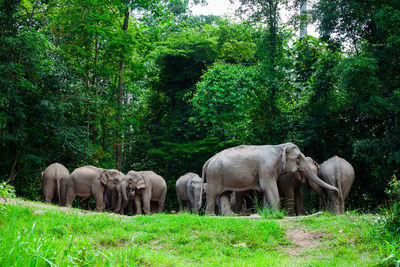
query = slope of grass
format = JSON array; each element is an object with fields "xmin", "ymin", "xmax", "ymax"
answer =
[{"xmin": 0, "ymin": 203, "xmax": 382, "ymax": 266}]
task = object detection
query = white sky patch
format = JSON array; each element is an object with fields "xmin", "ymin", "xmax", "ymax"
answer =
[
  {"xmin": 190, "ymin": 0, "xmax": 318, "ymax": 37},
  {"xmin": 190, "ymin": 0, "xmax": 240, "ymax": 17}
]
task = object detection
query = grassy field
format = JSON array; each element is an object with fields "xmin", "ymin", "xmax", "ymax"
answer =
[{"xmin": 0, "ymin": 202, "xmax": 386, "ymax": 266}]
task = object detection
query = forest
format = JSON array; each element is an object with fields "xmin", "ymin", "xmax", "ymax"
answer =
[{"xmin": 1, "ymin": 0, "xmax": 400, "ymax": 213}]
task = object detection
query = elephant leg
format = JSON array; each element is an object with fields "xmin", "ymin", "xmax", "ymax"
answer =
[
  {"xmin": 260, "ymin": 178, "xmax": 280, "ymax": 210},
  {"xmin": 157, "ymin": 189, "xmax": 166, "ymax": 213},
  {"xmin": 284, "ymin": 189, "xmax": 295, "ymax": 216},
  {"xmin": 328, "ymin": 190, "xmax": 340, "ymax": 214},
  {"xmin": 93, "ymin": 189, "xmax": 105, "ymax": 212},
  {"xmin": 65, "ymin": 186, "xmax": 76, "ymax": 207},
  {"xmin": 177, "ymin": 195, "xmax": 185, "ymax": 212},
  {"xmin": 43, "ymin": 180, "xmax": 55, "ymax": 203},
  {"xmin": 220, "ymin": 193, "xmax": 234, "ymax": 216},
  {"xmin": 294, "ymin": 188, "xmax": 304, "ymax": 216},
  {"xmin": 205, "ymin": 191, "xmax": 217, "ymax": 216},
  {"xmin": 134, "ymin": 194, "xmax": 142, "ymax": 215},
  {"xmin": 186, "ymin": 200, "xmax": 192, "ymax": 211},
  {"xmin": 142, "ymin": 193, "xmax": 151, "ymax": 215}
]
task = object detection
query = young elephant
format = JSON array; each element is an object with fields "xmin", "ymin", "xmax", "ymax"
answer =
[
  {"xmin": 277, "ymin": 157, "xmax": 321, "ymax": 216},
  {"xmin": 41, "ymin": 163, "xmax": 70, "ymax": 204},
  {"xmin": 118, "ymin": 177, "xmax": 136, "ymax": 215},
  {"xmin": 123, "ymin": 170, "xmax": 167, "ymax": 215},
  {"xmin": 176, "ymin": 172, "xmax": 203, "ymax": 213},
  {"xmin": 62, "ymin": 166, "xmax": 123, "ymax": 212},
  {"xmin": 318, "ymin": 156, "xmax": 355, "ymax": 214}
]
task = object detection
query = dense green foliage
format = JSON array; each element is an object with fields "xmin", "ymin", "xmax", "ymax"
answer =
[
  {"xmin": 0, "ymin": 203, "xmax": 384, "ymax": 265},
  {"xmin": 0, "ymin": 0, "xmax": 399, "ymax": 214}
]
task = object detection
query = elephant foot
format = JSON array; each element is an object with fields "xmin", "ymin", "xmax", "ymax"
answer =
[{"xmin": 221, "ymin": 210, "xmax": 235, "ymax": 216}]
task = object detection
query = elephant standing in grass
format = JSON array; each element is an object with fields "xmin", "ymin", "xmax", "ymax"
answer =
[
  {"xmin": 176, "ymin": 173, "xmax": 203, "ymax": 213},
  {"xmin": 122, "ymin": 170, "xmax": 167, "ymax": 215},
  {"xmin": 318, "ymin": 156, "xmax": 355, "ymax": 214},
  {"xmin": 62, "ymin": 166, "xmax": 123, "ymax": 212},
  {"xmin": 41, "ymin": 163, "xmax": 70, "ymax": 204},
  {"xmin": 202, "ymin": 143, "xmax": 339, "ymax": 216},
  {"xmin": 277, "ymin": 157, "xmax": 324, "ymax": 216},
  {"xmin": 118, "ymin": 177, "xmax": 136, "ymax": 215}
]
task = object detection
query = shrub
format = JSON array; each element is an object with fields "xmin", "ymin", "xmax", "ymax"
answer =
[{"xmin": 0, "ymin": 182, "xmax": 16, "ymax": 199}]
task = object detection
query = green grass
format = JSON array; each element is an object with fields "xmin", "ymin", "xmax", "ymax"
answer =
[{"xmin": 0, "ymin": 203, "xmax": 387, "ymax": 266}]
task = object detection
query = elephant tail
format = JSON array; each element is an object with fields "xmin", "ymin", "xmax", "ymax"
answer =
[{"xmin": 56, "ymin": 178, "xmax": 62, "ymax": 205}]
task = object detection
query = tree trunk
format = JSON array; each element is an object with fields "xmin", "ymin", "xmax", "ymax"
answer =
[{"xmin": 115, "ymin": 7, "xmax": 130, "ymax": 171}]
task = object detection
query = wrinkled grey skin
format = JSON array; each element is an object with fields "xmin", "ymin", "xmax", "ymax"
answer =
[
  {"xmin": 202, "ymin": 143, "xmax": 339, "ymax": 216},
  {"xmin": 176, "ymin": 173, "xmax": 203, "ymax": 213},
  {"xmin": 41, "ymin": 163, "xmax": 70, "ymax": 205},
  {"xmin": 122, "ymin": 170, "xmax": 167, "ymax": 215},
  {"xmin": 277, "ymin": 156, "xmax": 325, "ymax": 216},
  {"xmin": 62, "ymin": 166, "xmax": 123, "ymax": 212},
  {"xmin": 318, "ymin": 156, "xmax": 355, "ymax": 214}
]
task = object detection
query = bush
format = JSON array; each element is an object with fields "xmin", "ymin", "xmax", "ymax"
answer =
[
  {"xmin": 374, "ymin": 175, "xmax": 400, "ymax": 266},
  {"xmin": 0, "ymin": 182, "xmax": 16, "ymax": 199}
]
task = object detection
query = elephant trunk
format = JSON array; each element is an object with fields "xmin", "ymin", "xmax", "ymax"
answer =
[
  {"xmin": 300, "ymin": 156, "xmax": 339, "ymax": 192},
  {"xmin": 193, "ymin": 188, "xmax": 201, "ymax": 213}
]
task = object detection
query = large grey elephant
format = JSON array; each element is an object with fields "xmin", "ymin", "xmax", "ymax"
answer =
[
  {"xmin": 318, "ymin": 156, "xmax": 355, "ymax": 214},
  {"xmin": 41, "ymin": 163, "xmax": 70, "ymax": 204},
  {"xmin": 176, "ymin": 172, "xmax": 203, "ymax": 213},
  {"xmin": 122, "ymin": 170, "xmax": 167, "ymax": 215},
  {"xmin": 62, "ymin": 166, "xmax": 123, "ymax": 212},
  {"xmin": 202, "ymin": 143, "xmax": 339, "ymax": 216}
]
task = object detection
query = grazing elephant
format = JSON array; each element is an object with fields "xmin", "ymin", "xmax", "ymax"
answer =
[
  {"xmin": 62, "ymin": 166, "xmax": 123, "ymax": 212},
  {"xmin": 277, "ymin": 156, "xmax": 324, "ymax": 216},
  {"xmin": 41, "ymin": 163, "xmax": 70, "ymax": 204},
  {"xmin": 104, "ymin": 182, "xmax": 123, "ymax": 213},
  {"xmin": 122, "ymin": 170, "xmax": 167, "ymax": 215},
  {"xmin": 318, "ymin": 156, "xmax": 355, "ymax": 214},
  {"xmin": 202, "ymin": 143, "xmax": 339, "ymax": 216},
  {"xmin": 176, "ymin": 172, "xmax": 203, "ymax": 213}
]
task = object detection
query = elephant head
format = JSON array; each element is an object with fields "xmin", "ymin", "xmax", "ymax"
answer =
[
  {"xmin": 281, "ymin": 143, "xmax": 338, "ymax": 193},
  {"xmin": 125, "ymin": 170, "xmax": 146, "ymax": 191},
  {"xmin": 99, "ymin": 169, "xmax": 123, "ymax": 190},
  {"xmin": 187, "ymin": 177, "xmax": 203, "ymax": 213}
]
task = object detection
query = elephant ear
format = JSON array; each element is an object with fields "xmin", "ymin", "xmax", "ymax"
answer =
[
  {"xmin": 281, "ymin": 146, "xmax": 287, "ymax": 171},
  {"xmin": 99, "ymin": 170, "xmax": 109, "ymax": 186},
  {"xmin": 136, "ymin": 173, "xmax": 146, "ymax": 190}
]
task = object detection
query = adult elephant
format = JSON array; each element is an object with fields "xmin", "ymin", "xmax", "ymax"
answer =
[
  {"xmin": 277, "ymin": 156, "xmax": 323, "ymax": 216},
  {"xmin": 318, "ymin": 156, "xmax": 355, "ymax": 214},
  {"xmin": 41, "ymin": 163, "xmax": 70, "ymax": 204},
  {"xmin": 176, "ymin": 172, "xmax": 203, "ymax": 213},
  {"xmin": 122, "ymin": 170, "xmax": 167, "ymax": 215},
  {"xmin": 62, "ymin": 166, "xmax": 123, "ymax": 212},
  {"xmin": 202, "ymin": 143, "xmax": 339, "ymax": 216}
]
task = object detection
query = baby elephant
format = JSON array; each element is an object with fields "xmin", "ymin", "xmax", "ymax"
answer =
[
  {"xmin": 123, "ymin": 170, "xmax": 167, "ymax": 215},
  {"xmin": 176, "ymin": 172, "xmax": 203, "ymax": 213}
]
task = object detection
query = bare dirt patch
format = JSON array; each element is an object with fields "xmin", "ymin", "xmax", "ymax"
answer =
[{"xmin": 285, "ymin": 229, "xmax": 326, "ymax": 256}]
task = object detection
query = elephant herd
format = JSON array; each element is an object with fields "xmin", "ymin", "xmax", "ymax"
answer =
[
  {"xmin": 41, "ymin": 165, "xmax": 167, "ymax": 215},
  {"xmin": 41, "ymin": 142, "xmax": 355, "ymax": 216}
]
